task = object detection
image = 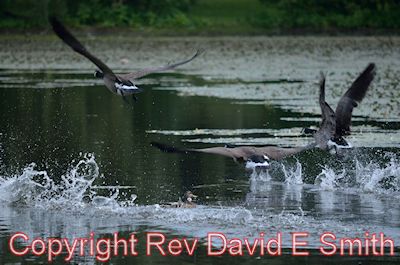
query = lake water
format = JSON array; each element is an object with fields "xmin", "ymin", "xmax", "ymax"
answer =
[{"xmin": 0, "ymin": 35, "xmax": 399, "ymax": 264}]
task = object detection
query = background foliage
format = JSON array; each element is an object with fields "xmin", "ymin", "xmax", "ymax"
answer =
[
  {"xmin": 0, "ymin": 0, "xmax": 196, "ymax": 28},
  {"xmin": 258, "ymin": 0, "xmax": 400, "ymax": 29},
  {"xmin": 0, "ymin": 0, "xmax": 399, "ymax": 31}
]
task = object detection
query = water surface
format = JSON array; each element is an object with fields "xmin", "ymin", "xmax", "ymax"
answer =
[{"xmin": 0, "ymin": 35, "xmax": 399, "ymax": 264}]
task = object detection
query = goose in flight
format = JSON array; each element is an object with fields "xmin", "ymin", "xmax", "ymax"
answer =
[
  {"xmin": 305, "ymin": 63, "xmax": 376, "ymax": 150},
  {"xmin": 49, "ymin": 17, "xmax": 202, "ymax": 100},
  {"xmin": 151, "ymin": 142, "xmax": 315, "ymax": 169}
]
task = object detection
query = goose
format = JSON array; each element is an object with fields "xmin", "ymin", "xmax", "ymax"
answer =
[
  {"xmin": 305, "ymin": 63, "xmax": 376, "ymax": 151},
  {"xmin": 49, "ymin": 17, "xmax": 202, "ymax": 100},
  {"xmin": 151, "ymin": 142, "xmax": 315, "ymax": 169},
  {"xmin": 160, "ymin": 191, "xmax": 198, "ymax": 208}
]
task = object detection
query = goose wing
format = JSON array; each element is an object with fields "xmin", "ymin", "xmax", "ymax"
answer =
[
  {"xmin": 335, "ymin": 63, "xmax": 376, "ymax": 137},
  {"xmin": 256, "ymin": 145, "xmax": 312, "ymax": 160},
  {"xmin": 319, "ymin": 73, "xmax": 336, "ymax": 134},
  {"xmin": 119, "ymin": 49, "xmax": 203, "ymax": 80},
  {"xmin": 151, "ymin": 142, "xmax": 314, "ymax": 162},
  {"xmin": 314, "ymin": 73, "xmax": 336, "ymax": 148},
  {"xmin": 49, "ymin": 17, "xmax": 117, "ymax": 79},
  {"xmin": 151, "ymin": 142, "xmax": 236, "ymax": 159}
]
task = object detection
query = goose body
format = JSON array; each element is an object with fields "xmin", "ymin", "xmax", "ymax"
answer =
[{"xmin": 309, "ymin": 63, "xmax": 376, "ymax": 150}]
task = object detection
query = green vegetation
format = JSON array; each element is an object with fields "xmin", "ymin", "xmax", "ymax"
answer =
[
  {"xmin": 257, "ymin": 0, "xmax": 400, "ymax": 30},
  {"xmin": 0, "ymin": 0, "xmax": 399, "ymax": 33},
  {"xmin": 0, "ymin": 0, "xmax": 196, "ymax": 28}
]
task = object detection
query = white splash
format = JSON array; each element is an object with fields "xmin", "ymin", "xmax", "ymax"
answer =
[
  {"xmin": 249, "ymin": 168, "xmax": 271, "ymax": 183},
  {"xmin": 0, "ymin": 153, "xmax": 399, "ymax": 249},
  {"xmin": 309, "ymin": 154, "xmax": 400, "ymax": 195},
  {"xmin": 355, "ymin": 157, "xmax": 400, "ymax": 193},
  {"xmin": 282, "ymin": 160, "xmax": 303, "ymax": 185},
  {"xmin": 0, "ymin": 154, "xmax": 137, "ymax": 209},
  {"xmin": 314, "ymin": 167, "xmax": 346, "ymax": 191}
]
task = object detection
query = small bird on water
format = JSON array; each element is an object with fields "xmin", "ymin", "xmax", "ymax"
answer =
[{"xmin": 159, "ymin": 191, "xmax": 198, "ymax": 208}]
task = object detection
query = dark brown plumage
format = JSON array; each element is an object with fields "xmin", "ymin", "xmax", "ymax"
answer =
[
  {"xmin": 335, "ymin": 63, "xmax": 376, "ymax": 137},
  {"xmin": 313, "ymin": 63, "xmax": 376, "ymax": 149}
]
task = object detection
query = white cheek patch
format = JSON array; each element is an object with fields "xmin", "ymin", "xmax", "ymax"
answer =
[{"xmin": 115, "ymin": 83, "xmax": 139, "ymax": 91}]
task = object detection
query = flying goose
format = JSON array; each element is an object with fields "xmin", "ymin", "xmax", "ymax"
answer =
[
  {"xmin": 306, "ymin": 63, "xmax": 376, "ymax": 150},
  {"xmin": 151, "ymin": 142, "xmax": 315, "ymax": 169},
  {"xmin": 160, "ymin": 191, "xmax": 198, "ymax": 208},
  {"xmin": 49, "ymin": 17, "xmax": 202, "ymax": 100}
]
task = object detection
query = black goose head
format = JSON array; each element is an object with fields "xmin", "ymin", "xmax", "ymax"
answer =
[{"xmin": 94, "ymin": 70, "xmax": 104, "ymax": 79}]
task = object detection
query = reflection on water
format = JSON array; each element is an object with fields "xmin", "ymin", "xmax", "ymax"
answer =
[{"xmin": 0, "ymin": 36, "xmax": 399, "ymax": 263}]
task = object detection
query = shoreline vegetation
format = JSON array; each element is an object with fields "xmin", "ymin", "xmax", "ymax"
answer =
[{"xmin": 1, "ymin": 0, "xmax": 400, "ymax": 35}]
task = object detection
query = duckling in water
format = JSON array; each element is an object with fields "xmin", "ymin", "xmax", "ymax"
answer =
[{"xmin": 160, "ymin": 191, "xmax": 198, "ymax": 208}]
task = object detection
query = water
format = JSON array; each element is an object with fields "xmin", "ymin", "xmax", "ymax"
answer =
[{"xmin": 0, "ymin": 35, "xmax": 399, "ymax": 264}]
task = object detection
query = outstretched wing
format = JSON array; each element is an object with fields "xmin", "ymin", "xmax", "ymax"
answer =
[
  {"xmin": 151, "ymin": 141, "xmax": 235, "ymax": 159},
  {"xmin": 49, "ymin": 17, "xmax": 116, "ymax": 79},
  {"xmin": 319, "ymin": 73, "xmax": 336, "ymax": 134},
  {"xmin": 120, "ymin": 49, "xmax": 204, "ymax": 80},
  {"xmin": 257, "ymin": 145, "xmax": 314, "ymax": 160},
  {"xmin": 335, "ymin": 63, "xmax": 376, "ymax": 137},
  {"xmin": 314, "ymin": 73, "xmax": 336, "ymax": 148},
  {"xmin": 151, "ymin": 142, "xmax": 314, "ymax": 162}
]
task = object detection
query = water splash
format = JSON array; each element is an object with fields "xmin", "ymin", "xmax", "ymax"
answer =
[
  {"xmin": 0, "ymin": 154, "xmax": 399, "ymax": 249},
  {"xmin": 314, "ymin": 167, "xmax": 346, "ymax": 191},
  {"xmin": 249, "ymin": 168, "xmax": 271, "ymax": 182},
  {"xmin": 282, "ymin": 160, "xmax": 303, "ymax": 185},
  {"xmin": 355, "ymin": 156, "xmax": 400, "ymax": 193},
  {"xmin": 0, "ymin": 154, "xmax": 137, "ymax": 209},
  {"xmin": 248, "ymin": 153, "xmax": 399, "ymax": 196},
  {"xmin": 0, "ymin": 162, "xmax": 50, "ymax": 204},
  {"xmin": 311, "ymin": 154, "xmax": 400, "ymax": 195}
]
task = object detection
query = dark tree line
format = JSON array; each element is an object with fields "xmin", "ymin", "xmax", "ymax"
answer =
[
  {"xmin": 258, "ymin": 0, "xmax": 400, "ymax": 28},
  {"xmin": 0, "ymin": 0, "xmax": 196, "ymax": 28},
  {"xmin": 0, "ymin": 0, "xmax": 399, "ymax": 29}
]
